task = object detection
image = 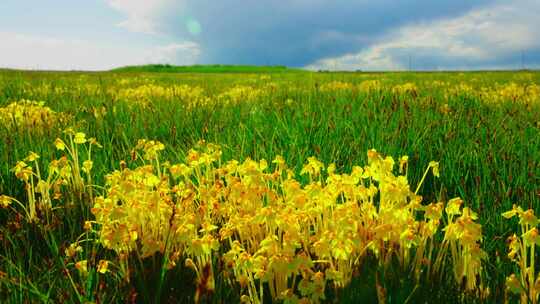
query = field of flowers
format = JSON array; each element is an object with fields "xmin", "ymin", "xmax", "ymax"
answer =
[{"xmin": 0, "ymin": 69, "xmax": 539, "ymax": 303}]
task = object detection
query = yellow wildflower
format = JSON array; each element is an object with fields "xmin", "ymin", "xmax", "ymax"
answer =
[
  {"xmin": 75, "ymin": 260, "xmax": 88, "ymax": 276},
  {"xmin": 54, "ymin": 138, "xmax": 67, "ymax": 151},
  {"xmin": 0, "ymin": 195, "xmax": 12, "ymax": 208},
  {"xmin": 74, "ymin": 132, "xmax": 87, "ymax": 144},
  {"xmin": 97, "ymin": 260, "xmax": 109, "ymax": 274}
]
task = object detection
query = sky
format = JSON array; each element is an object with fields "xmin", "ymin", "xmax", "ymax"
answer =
[{"xmin": 0, "ymin": 0, "xmax": 539, "ymax": 71}]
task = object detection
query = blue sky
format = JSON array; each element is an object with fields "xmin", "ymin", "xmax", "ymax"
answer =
[{"xmin": 1, "ymin": 0, "xmax": 539, "ymax": 71}]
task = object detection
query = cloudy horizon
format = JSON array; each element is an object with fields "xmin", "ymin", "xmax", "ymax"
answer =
[{"xmin": 1, "ymin": 0, "xmax": 539, "ymax": 71}]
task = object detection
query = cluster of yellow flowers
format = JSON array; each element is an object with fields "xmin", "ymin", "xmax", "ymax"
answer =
[
  {"xmin": 392, "ymin": 83, "xmax": 418, "ymax": 97},
  {"xmin": 446, "ymin": 82, "xmax": 540, "ymax": 104},
  {"xmin": 313, "ymin": 80, "xmax": 539, "ymax": 105},
  {"xmin": 115, "ymin": 77, "xmax": 152, "ymax": 86},
  {"xmin": 6, "ymin": 129, "xmax": 100, "ymax": 223},
  {"xmin": 305, "ymin": 79, "xmax": 539, "ymax": 107},
  {"xmin": 319, "ymin": 81, "xmax": 355, "ymax": 92},
  {"xmin": 0, "ymin": 100, "xmax": 63, "ymax": 132},
  {"xmin": 217, "ymin": 85, "xmax": 265, "ymax": 105},
  {"xmin": 22, "ymin": 83, "xmax": 69, "ymax": 99},
  {"xmin": 84, "ymin": 140, "xmax": 486, "ymax": 303},
  {"xmin": 319, "ymin": 80, "xmax": 382, "ymax": 94},
  {"xmin": 357, "ymin": 80, "xmax": 383, "ymax": 93},
  {"xmin": 116, "ymin": 84, "xmax": 209, "ymax": 106},
  {"xmin": 430, "ymin": 80, "xmax": 451, "ymax": 87},
  {"xmin": 18, "ymin": 82, "xmax": 105, "ymax": 100},
  {"xmin": 503, "ymin": 206, "xmax": 540, "ymax": 303},
  {"xmin": 445, "ymin": 82, "xmax": 475, "ymax": 99},
  {"xmin": 488, "ymin": 83, "xmax": 540, "ymax": 104}
]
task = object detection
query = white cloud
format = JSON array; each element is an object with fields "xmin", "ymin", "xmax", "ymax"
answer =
[
  {"xmin": 306, "ymin": 0, "xmax": 540, "ymax": 71},
  {"xmin": 147, "ymin": 42, "xmax": 201, "ymax": 65},
  {"xmin": 0, "ymin": 31, "xmax": 199, "ymax": 71},
  {"xmin": 106, "ymin": 0, "xmax": 180, "ymax": 34}
]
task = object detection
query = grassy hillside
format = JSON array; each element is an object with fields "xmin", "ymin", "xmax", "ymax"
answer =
[{"xmin": 111, "ymin": 64, "xmax": 303, "ymax": 73}]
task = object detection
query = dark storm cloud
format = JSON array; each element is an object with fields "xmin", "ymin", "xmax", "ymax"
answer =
[
  {"xmin": 158, "ymin": 0, "xmax": 494, "ymax": 66},
  {"xmin": 107, "ymin": 0, "xmax": 540, "ymax": 69}
]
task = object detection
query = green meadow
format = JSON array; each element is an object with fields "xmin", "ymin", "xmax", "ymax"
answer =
[{"xmin": 0, "ymin": 68, "xmax": 539, "ymax": 303}]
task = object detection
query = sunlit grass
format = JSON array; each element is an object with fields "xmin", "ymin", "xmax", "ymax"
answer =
[{"xmin": 0, "ymin": 70, "xmax": 539, "ymax": 303}]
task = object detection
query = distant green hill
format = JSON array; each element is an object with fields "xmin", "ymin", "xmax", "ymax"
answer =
[{"xmin": 110, "ymin": 64, "xmax": 304, "ymax": 73}]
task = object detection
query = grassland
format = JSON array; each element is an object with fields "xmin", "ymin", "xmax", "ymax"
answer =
[
  {"xmin": 0, "ymin": 69, "xmax": 539, "ymax": 303},
  {"xmin": 110, "ymin": 64, "xmax": 300, "ymax": 74}
]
